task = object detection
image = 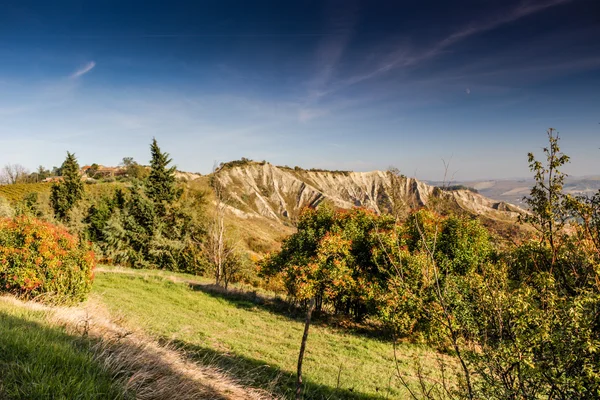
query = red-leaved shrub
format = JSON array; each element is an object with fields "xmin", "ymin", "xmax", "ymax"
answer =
[{"xmin": 0, "ymin": 216, "xmax": 95, "ymax": 303}]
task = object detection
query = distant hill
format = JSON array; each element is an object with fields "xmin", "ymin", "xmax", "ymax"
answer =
[
  {"xmin": 434, "ymin": 176, "xmax": 600, "ymax": 207},
  {"xmin": 0, "ymin": 160, "xmax": 533, "ymax": 255},
  {"xmin": 212, "ymin": 161, "xmax": 524, "ymax": 223}
]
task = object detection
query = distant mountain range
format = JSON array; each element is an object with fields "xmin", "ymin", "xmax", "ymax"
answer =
[{"xmin": 428, "ymin": 176, "xmax": 600, "ymax": 207}]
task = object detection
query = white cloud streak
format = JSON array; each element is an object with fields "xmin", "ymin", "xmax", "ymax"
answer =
[
  {"xmin": 308, "ymin": 0, "xmax": 359, "ymax": 99},
  {"xmin": 299, "ymin": 0, "xmax": 359, "ymax": 121},
  {"xmin": 70, "ymin": 61, "xmax": 96, "ymax": 79},
  {"xmin": 334, "ymin": 0, "xmax": 574, "ymax": 93}
]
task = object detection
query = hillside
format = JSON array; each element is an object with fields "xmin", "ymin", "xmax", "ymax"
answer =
[
  {"xmin": 213, "ymin": 161, "xmax": 523, "ymax": 224},
  {"xmin": 0, "ymin": 266, "xmax": 449, "ymax": 399},
  {"xmin": 431, "ymin": 176, "xmax": 600, "ymax": 208},
  {"xmin": 0, "ymin": 161, "xmax": 526, "ymax": 256},
  {"xmin": 92, "ymin": 266, "xmax": 445, "ymax": 398}
]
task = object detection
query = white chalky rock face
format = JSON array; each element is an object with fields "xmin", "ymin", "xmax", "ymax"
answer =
[{"xmin": 212, "ymin": 162, "xmax": 524, "ymax": 223}]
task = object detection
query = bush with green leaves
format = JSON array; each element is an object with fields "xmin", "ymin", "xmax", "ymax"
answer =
[
  {"xmin": 262, "ymin": 205, "xmax": 398, "ymax": 320},
  {"xmin": 263, "ymin": 204, "xmax": 495, "ymax": 329},
  {"xmin": 0, "ymin": 216, "xmax": 95, "ymax": 303},
  {"xmin": 389, "ymin": 130, "xmax": 600, "ymax": 400}
]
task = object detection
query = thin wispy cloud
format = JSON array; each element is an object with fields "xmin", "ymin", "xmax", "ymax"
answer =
[
  {"xmin": 437, "ymin": 0, "xmax": 574, "ymax": 49},
  {"xmin": 307, "ymin": 0, "xmax": 359, "ymax": 100},
  {"xmin": 70, "ymin": 61, "xmax": 96, "ymax": 79},
  {"xmin": 333, "ymin": 0, "xmax": 573, "ymax": 94},
  {"xmin": 299, "ymin": 0, "xmax": 359, "ymax": 121}
]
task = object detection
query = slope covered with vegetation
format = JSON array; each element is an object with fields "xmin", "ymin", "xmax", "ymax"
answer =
[
  {"xmin": 91, "ymin": 267, "xmax": 443, "ymax": 399},
  {"xmin": 0, "ymin": 130, "xmax": 598, "ymax": 399}
]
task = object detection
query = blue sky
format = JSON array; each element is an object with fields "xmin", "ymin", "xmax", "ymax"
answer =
[{"xmin": 0, "ymin": 0, "xmax": 599, "ymax": 180}]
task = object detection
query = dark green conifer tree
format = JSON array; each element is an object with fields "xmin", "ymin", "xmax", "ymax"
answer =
[
  {"xmin": 146, "ymin": 138, "xmax": 177, "ymax": 207},
  {"xmin": 50, "ymin": 152, "xmax": 84, "ymax": 221}
]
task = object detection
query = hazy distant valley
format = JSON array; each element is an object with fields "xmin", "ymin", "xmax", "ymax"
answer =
[{"xmin": 427, "ymin": 176, "xmax": 600, "ymax": 208}]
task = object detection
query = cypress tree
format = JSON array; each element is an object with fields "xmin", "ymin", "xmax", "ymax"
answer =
[
  {"xmin": 146, "ymin": 138, "xmax": 177, "ymax": 206},
  {"xmin": 50, "ymin": 152, "xmax": 84, "ymax": 220}
]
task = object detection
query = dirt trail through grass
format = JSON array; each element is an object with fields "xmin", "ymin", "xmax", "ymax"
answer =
[{"xmin": 0, "ymin": 295, "xmax": 273, "ymax": 400}]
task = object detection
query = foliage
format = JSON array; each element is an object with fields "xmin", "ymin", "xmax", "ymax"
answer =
[
  {"xmin": 146, "ymin": 138, "xmax": 178, "ymax": 208},
  {"xmin": 264, "ymin": 204, "xmax": 495, "ymax": 326},
  {"xmin": 439, "ymin": 185, "xmax": 479, "ymax": 194},
  {"xmin": 424, "ymin": 237, "xmax": 599, "ymax": 399},
  {"xmin": 279, "ymin": 164, "xmax": 352, "ymax": 175},
  {"xmin": 86, "ymin": 163, "xmax": 100, "ymax": 178},
  {"xmin": 385, "ymin": 167, "xmax": 410, "ymax": 221},
  {"xmin": 20, "ymin": 165, "xmax": 52, "ymax": 183},
  {"xmin": 217, "ymin": 157, "xmax": 255, "ymax": 170},
  {"xmin": 0, "ymin": 163, "xmax": 29, "ymax": 184},
  {"xmin": 85, "ymin": 190, "xmax": 121, "ymax": 243},
  {"xmin": 264, "ymin": 126, "xmax": 600, "ymax": 399},
  {"xmin": 0, "ymin": 216, "xmax": 95, "ymax": 303},
  {"xmin": 387, "ymin": 130, "xmax": 600, "ymax": 400},
  {"xmin": 94, "ymin": 141, "xmax": 206, "ymax": 273},
  {"xmin": 522, "ymin": 128, "xmax": 570, "ymax": 264},
  {"xmin": 568, "ymin": 189, "xmax": 600, "ymax": 257},
  {"xmin": 127, "ymin": 163, "xmax": 149, "ymax": 180},
  {"xmin": 221, "ymin": 248, "xmax": 254, "ymax": 289},
  {"xmin": 121, "ymin": 157, "xmax": 149, "ymax": 180},
  {"xmin": 50, "ymin": 152, "xmax": 84, "ymax": 221}
]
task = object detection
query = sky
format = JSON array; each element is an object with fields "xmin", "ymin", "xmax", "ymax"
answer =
[{"xmin": 0, "ymin": 0, "xmax": 599, "ymax": 181}]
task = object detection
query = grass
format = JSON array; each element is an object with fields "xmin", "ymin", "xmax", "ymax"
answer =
[
  {"xmin": 92, "ymin": 268, "xmax": 446, "ymax": 399},
  {"xmin": 0, "ymin": 265, "xmax": 450, "ymax": 399},
  {"xmin": 0, "ymin": 299, "xmax": 127, "ymax": 400},
  {"xmin": 0, "ymin": 181, "xmax": 126, "ymax": 204},
  {"xmin": 0, "ymin": 183, "xmax": 51, "ymax": 203}
]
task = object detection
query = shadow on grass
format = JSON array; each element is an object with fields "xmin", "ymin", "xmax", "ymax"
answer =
[
  {"xmin": 0, "ymin": 310, "xmax": 237, "ymax": 400},
  {"xmin": 188, "ymin": 282, "xmax": 302, "ymax": 315},
  {"xmin": 168, "ymin": 338, "xmax": 388, "ymax": 400},
  {"xmin": 0, "ymin": 311, "xmax": 127, "ymax": 400},
  {"xmin": 186, "ymin": 282, "xmax": 392, "ymax": 341}
]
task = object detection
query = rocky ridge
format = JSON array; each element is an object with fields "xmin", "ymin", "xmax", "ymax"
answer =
[{"xmin": 211, "ymin": 162, "xmax": 523, "ymax": 223}]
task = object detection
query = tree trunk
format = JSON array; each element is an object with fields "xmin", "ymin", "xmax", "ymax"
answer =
[{"xmin": 296, "ymin": 298, "xmax": 316, "ymax": 400}]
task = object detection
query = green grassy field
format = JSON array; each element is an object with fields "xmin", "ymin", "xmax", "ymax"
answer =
[
  {"xmin": 0, "ymin": 266, "xmax": 448, "ymax": 399},
  {"xmin": 92, "ymin": 268, "xmax": 444, "ymax": 399},
  {"xmin": 0, "ymin": 299, "xmax": 128, "ymax": 399}
]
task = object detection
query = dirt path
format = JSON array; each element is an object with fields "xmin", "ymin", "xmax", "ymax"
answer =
[{"xmin": 0, "ymin": 295, "xmax": 274, "ymax": 400}]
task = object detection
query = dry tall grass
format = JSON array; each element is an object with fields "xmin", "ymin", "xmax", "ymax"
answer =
[{"xmin": 0, "ymin": 295, "xmax": 274, "ymax": 400}]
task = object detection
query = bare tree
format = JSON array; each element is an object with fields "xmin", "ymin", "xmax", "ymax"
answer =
[
  {"xmin": 1, "ymin": 163, "xmax": 29, "ymax": 184},
  {"xmin": 204, "ymin": 168, "xmax": 237, "ymax": 288}
]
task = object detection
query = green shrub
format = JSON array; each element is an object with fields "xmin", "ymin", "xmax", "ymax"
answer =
[{"xmin": 0, "ymin": 216, "xmax": 95, "ymax": 303}]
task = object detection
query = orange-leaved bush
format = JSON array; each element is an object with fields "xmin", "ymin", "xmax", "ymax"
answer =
[{"xmin": 0, "ymin": 216, "xmax": 95, "ymax": 303}]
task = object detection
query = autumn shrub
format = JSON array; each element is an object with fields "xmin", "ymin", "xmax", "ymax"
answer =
[{"xmin": 0, "ymin": 216, "xmax": 95, "ymax": 303}]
